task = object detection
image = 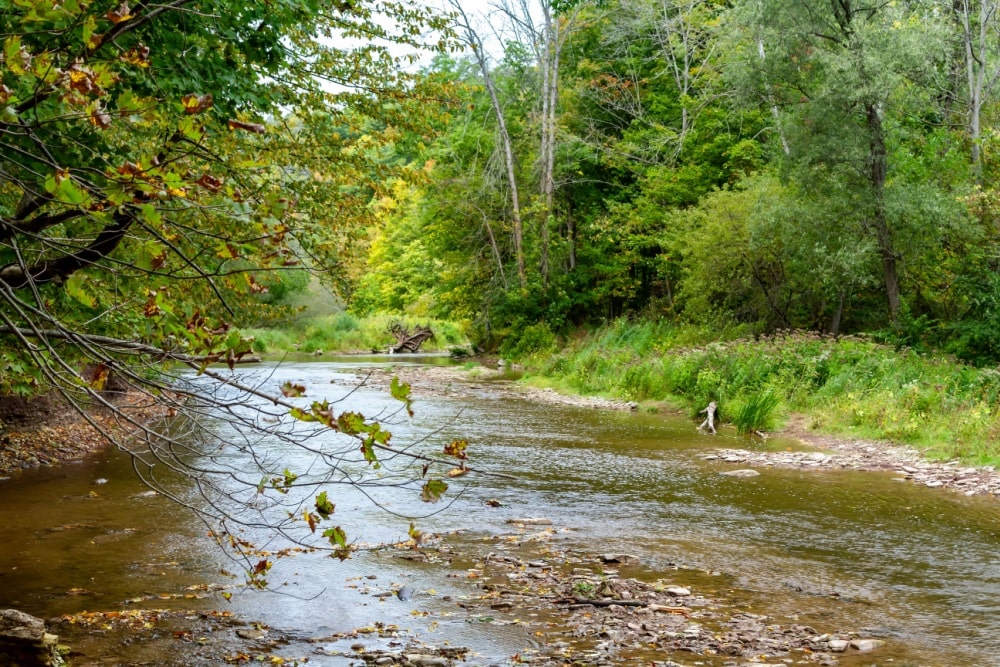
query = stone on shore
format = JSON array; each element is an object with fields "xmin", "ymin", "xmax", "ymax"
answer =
[{"xmin": 0, "ymin": 609, "xmax": 62, "ymax": 666}]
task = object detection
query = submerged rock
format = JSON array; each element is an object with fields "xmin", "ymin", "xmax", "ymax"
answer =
[{"xmin": 720, "ymin": 469, "xmax": 761, "ymax": 478}]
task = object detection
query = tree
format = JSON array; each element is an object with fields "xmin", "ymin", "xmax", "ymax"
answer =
[
  {"xmin": 0, "ymin": 0, "xmax": 477, "ymax": 576},
  {"xmin": 953, "ymin": 0, "xmax": 1000, "ymax": 182},
  {"xmin": 731, "ymin": 0, "xmax": 952, "ymax": 323}
]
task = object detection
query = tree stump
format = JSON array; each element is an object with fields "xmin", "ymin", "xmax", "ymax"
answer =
[
  {"xmin": 0, "ymin": 609, "xmax": 62, "ymax": 666},
  {"xmin": 386, "ymin": 323, "xmax": 434, "ymax": 353}
]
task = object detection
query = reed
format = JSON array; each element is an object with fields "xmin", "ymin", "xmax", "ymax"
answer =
[{"xmin": 731, "ymin": 390, "xmax": 781, "ymax": 435}]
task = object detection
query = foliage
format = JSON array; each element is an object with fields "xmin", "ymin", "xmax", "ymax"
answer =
[
  {"xmin": 525, "ymin": 321, "xmax": 1000, "ymax": 466},
  {"xmin": 245, "ymin": 313, "xmax": 468, "ymax": 356},
  {"xmin": 0, "ymin": 0, "xmax": 480, "ymax": 580},
  {"xmin": 731, "ymin": 391, "xmax": 781, "ymax": 435},
  {"xmin": 349, "ymin": 0, "xmax": 1000, "ymax": 373}
]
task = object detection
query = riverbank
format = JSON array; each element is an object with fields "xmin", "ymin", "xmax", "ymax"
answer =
[
  {"xmin": 505, "ymin": 322, "xmax": 1000, "ymax": 467},
  {"xmin": 363, "ymin": 363, "xmax": 1000, "ymax": 500},
  {"xmin": 0, "ymin": 390, "xmax": 171, "ymax": 479}
]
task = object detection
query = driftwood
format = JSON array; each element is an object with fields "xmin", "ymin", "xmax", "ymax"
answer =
[
  {"xmin": 698, "ymin": 401, "xmax": 718, "ymax": 434},
  {"xmin": 386, "ymin": 323, "xmax": 434, "ymax": 353}
]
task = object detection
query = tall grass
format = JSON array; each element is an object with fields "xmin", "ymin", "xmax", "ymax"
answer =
[
  {"xmin": 732, "ymin": 390, "xmax": 781, "ymax": 435},
  {"xmin": 519, "ymin": 321, "xmax": 1000, "ymax": 466}
]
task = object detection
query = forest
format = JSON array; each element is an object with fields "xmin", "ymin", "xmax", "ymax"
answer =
[
  {"xmin": 6, "ymin": 0, "xmax": 1000, "ymax": 383},
  {"xmin": 5, "ymin": 3, "xmax": 1000, "ymax": 664},
  {"xmin": 352, "ymin": 0, "xmax": 1000, "ymax": 366}
]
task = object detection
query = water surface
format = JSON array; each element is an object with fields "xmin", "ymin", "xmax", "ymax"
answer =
[{"xmin": 1, "ymin": 358, "xmax": 997, "ymax": 665}]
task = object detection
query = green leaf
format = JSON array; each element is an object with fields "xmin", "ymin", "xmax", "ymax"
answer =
[
  {"xmin": 289, "ymin": 407, "xmax": 316, "ymax": 422},
  {"xmin": 65, "ymin": 272, "xmax": 96, "ymax": 308},
  {"xmin": 336, "ymin": 411, "xmax": 366, "ymax": 435},
  {"xmin": 323, "ymin": 525, "xmax": 347, "ymax": 548},
  {"xmin": 360, "ymin": 437, "xmax": 380, "ymax": 468},
  {"xmin": 315, "ymin": 491, "xmax": 335, "ymax": 519},
  {"xmin": 390, "ymin": 376, "xmax": 414, "ymax": 416},
  {"xmin": 420, "ymin": 479, "xmax": 448, "ymax": 503}
]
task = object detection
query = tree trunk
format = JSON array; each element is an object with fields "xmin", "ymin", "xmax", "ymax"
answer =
[
  {"xmin": 829, "ymin": 289, "xmax": 846, "ymax": 335},
  {"xmin": 450, "ymin": 2, "xmax": 526, "ymax": 287},
  {"xmin": 866, "ymin": 102, "xmax": 900, "ymax": 322},
  {"xmin": 538, "ymin": 4, "xmax": 559, "ymax": 287}
]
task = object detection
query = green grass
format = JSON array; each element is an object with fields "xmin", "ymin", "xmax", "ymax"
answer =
[
  {"xmin": 731, "ymin": 390, "xmax": 781, "ymax": 435},
  {"xmin": 517, "ymin": 321, "xmax": 1000, "ymax": 466},
  {"xmin": 244, "ymin": 312, "xmax": 469, "ymax": 356}
]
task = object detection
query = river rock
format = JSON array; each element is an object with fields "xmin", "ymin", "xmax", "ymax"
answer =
[
  {"xmin": 599, "ymin": 553, "xmax": 639, "ymax": 564},
  {"xmin": 828, "ymin": 639, "xmax": 849, "ymax": 652},
  {"xmin": 506, "ymin": 517, "xmax": 553, "ymax": 525},
  {"xmin": 404, "ymin": 653, "xmax": 449, "ymax": 666},
  {"xmin": 0, "ymin": 609, "xmax": 60, "ymax": 666},
  {"xmin": 851, "ymin": 638, "xmax": 884, "ymax": 652},
  {"xmin": 720, "ymin": 469, "xmax": 760, "ymax": 478},
  {"xmin": 664, "ymin": 586, "xmax": 691, "ymax": 597},
  {"xmin": 235, "ymin": 627, "xmax": 267, "ymax": 640}
]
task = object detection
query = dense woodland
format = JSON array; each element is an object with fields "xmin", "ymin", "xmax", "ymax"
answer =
[
  {"xmin": 355, "ymin": 0, "xmax": 1000, "ymax": 365},
  {"xmin": 5, "ymin": 0, "xmax": 1000, "ymax": 395}
]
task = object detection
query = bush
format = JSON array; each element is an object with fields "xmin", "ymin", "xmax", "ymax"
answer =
[{"xmin": 500, "ymin": 322, "xmax": 558, "ymax": 360}]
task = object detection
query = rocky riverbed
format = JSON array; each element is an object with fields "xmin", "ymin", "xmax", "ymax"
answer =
[
  {"xmin": 35, "ymin": 519, "xmax": 891, "ymax": 666},
  {"xmin": 704, "ymin": 435, "xmax": 1000, "ymax": 498}
]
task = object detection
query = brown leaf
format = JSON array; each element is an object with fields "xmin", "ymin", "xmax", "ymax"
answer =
[
  {"xmin": 107, "ymin": 1, "xmax": 134, "ymax": 23},
  {"xmin": 182, "ymin": 93, "xmax": 213, "ymax": 114},
  {"xmin": 228, "ymin": 119, "xmax": 266, "ymax": 134}
]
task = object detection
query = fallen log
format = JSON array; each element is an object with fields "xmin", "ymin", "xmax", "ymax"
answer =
[{"xmin": 386, "ymin": 322, "xmax": 434, "ymax": 353}]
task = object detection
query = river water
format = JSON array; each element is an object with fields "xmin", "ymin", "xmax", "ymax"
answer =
[{"xmin": 1, "ymin": 358, "xmax": 998, "ymax": 666}]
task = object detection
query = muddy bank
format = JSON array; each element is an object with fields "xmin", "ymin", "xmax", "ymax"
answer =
[{"xmin": 0, "ymin": 391, "xmax": 172, "ymax": 479}]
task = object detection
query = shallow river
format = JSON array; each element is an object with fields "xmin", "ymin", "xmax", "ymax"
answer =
[{"xmin": 1, "ymin": 359, "xmax": 998, "ymax": 666}]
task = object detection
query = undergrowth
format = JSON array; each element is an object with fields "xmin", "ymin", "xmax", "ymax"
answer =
[
  {"xmin": 518, "ymin": 320, "xmax": 1000, "ymax": 466},
  {"xmin": 245, "ymin": 313, "xmax": 468, "ymax": 356}
]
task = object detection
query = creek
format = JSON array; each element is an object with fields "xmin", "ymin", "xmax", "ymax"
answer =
[{"xmin": 0, "ymin": 358, "xmax": 998, "ymax": 666}]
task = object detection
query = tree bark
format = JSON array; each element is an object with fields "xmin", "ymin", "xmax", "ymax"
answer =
[
  {"xmin": 450, "ymin": 2, "xmax": 526, "ymax": 287},
  {"xmin": 866, "ymin": 102, "xmax": 900, "ymax": 322}
]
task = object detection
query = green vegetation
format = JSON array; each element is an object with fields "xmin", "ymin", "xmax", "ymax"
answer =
[
  {"xmin": 519, "ymin": 321, "xmax": 1000, "ymax": 466},
  {"xmin": 245, "ymin": 313, "xmax": 468, "ymax": 356}
]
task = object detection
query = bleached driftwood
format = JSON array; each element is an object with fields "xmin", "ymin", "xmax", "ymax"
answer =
[{"xmin": 698, "ymin": 401, "xmax": 718, "ymax": 434}]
